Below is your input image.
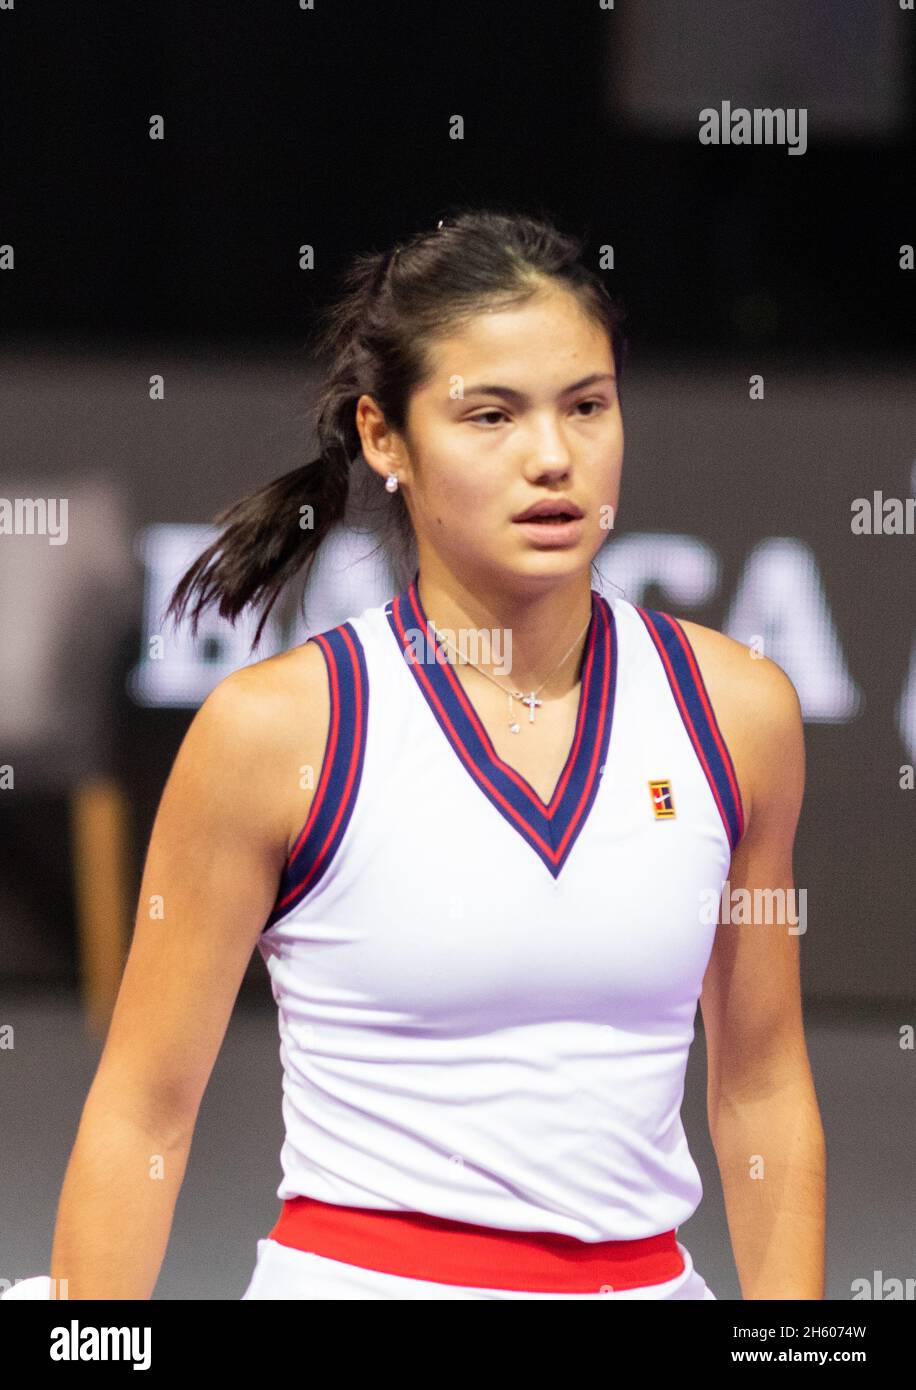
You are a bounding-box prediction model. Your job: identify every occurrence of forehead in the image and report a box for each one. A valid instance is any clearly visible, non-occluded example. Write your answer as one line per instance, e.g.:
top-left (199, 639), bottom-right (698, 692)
top-left (421, 288), bottom-right (612, 381)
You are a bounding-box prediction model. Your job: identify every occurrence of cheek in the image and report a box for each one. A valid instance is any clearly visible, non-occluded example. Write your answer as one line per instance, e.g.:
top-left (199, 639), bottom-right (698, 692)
top-left (592, 448), bottom-right (621, 489)
top-left (432, 450), bottom-right (505, 514)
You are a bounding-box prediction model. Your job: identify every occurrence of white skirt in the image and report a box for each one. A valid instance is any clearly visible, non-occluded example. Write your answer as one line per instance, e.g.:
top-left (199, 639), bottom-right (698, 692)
top-left (241, 1236), bottom-right (718, 1300)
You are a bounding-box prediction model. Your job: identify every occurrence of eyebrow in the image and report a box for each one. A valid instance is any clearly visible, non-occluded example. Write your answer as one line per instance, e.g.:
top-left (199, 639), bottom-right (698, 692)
top-left (460, 372), bottom-right (616, 403)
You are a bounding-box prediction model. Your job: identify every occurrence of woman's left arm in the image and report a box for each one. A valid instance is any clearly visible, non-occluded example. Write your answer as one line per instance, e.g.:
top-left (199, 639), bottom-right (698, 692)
top-left (699, 653), bottom-right (826, 1300)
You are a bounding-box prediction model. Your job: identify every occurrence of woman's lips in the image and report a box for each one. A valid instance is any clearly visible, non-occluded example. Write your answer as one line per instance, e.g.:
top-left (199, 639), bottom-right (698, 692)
top-left (512, 515), bottom-right (585, 545)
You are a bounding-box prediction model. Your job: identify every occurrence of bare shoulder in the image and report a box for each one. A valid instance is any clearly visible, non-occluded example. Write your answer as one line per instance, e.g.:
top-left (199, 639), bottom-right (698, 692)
top-left (674, 618), bottom-right (805, 837)
top-left (196, 638), bottom-right (331, 857)
top-left (209, 636), bottom-right (329, 724)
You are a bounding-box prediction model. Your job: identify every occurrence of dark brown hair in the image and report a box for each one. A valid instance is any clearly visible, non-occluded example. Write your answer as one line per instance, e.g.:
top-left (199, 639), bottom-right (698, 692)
top-left (165, 204), bottom-right (628, 648)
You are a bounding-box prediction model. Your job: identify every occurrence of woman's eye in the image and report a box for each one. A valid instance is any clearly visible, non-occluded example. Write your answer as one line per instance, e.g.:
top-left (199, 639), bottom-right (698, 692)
top-left (469, 400), bottom-right (604, 427)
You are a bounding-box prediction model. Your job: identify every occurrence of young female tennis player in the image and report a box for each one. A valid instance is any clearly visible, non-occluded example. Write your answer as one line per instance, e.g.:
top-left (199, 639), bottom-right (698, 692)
top-left (36, 208), bottom-right (824, 1300)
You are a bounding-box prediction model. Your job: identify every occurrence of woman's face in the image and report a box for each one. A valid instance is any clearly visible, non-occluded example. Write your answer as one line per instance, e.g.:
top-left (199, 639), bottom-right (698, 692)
top-left (360, 284), bottom-right (623, 592)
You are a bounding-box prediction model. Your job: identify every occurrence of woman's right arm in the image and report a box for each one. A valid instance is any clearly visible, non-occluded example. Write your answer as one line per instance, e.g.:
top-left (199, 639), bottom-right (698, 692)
top-left (49, 644), bottom-right (329, 1299)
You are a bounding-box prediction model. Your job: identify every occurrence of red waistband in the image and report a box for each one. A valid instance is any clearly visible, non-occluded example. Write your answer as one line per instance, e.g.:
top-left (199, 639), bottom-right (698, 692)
top-left (268, 1195), bottom-right (685, 1293)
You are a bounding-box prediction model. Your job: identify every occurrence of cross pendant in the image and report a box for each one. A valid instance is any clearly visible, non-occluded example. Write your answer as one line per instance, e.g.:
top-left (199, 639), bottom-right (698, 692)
top-left (519, 691), bottom-right (542, 723)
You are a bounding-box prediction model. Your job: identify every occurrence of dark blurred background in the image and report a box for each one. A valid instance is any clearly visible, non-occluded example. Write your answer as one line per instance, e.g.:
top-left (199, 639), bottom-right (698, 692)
top-left (0, 0), bottom-right (913, 1298)
top-left (2, 0), bottom-right (914, 355)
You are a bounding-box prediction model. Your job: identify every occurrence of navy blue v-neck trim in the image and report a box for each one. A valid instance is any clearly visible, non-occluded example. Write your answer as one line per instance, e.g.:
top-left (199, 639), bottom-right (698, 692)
top-left (385, 576), bottom-right (617, 878)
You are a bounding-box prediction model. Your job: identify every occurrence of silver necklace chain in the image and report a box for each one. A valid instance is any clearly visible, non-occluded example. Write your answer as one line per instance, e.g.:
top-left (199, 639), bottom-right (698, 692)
top-left (428, 611), bottom-right (592, 734)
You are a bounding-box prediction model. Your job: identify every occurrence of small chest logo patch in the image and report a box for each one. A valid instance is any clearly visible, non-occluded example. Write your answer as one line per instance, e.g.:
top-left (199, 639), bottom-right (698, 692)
top-left (649, 779), bottom-right (675, 819)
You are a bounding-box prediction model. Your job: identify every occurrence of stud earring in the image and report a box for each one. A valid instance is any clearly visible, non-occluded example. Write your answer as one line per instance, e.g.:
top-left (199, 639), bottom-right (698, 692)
top-left (385, 473), bottom-right (399, 493)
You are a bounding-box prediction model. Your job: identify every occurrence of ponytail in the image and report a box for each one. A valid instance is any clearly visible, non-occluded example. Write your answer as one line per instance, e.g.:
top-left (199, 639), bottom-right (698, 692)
top-left (164, 445), bottom-right (350, 650)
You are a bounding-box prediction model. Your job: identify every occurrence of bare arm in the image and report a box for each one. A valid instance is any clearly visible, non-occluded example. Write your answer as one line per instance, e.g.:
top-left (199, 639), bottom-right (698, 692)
top-left (49, 645), bottom-right (327, 1299)
top-left (699, 650), bottom-right (825, 1300)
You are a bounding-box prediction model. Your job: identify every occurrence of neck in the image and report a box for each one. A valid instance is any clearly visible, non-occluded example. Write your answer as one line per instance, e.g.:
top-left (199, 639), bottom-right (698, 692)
top-left (413, 560), bottom-right (594, 697)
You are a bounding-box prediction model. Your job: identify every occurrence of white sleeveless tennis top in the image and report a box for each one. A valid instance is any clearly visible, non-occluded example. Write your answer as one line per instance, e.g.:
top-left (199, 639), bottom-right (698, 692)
top-left (256, 572), bottom-right (745, 1243)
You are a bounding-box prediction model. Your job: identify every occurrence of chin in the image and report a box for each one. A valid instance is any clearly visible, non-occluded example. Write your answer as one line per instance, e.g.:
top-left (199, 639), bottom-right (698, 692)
top-left (497, 552), bottom-right (589, 584)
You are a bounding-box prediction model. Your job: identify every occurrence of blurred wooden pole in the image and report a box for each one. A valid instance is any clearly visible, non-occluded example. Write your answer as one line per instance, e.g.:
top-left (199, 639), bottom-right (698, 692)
top-left (70, 777), bottom-right (131, 1038)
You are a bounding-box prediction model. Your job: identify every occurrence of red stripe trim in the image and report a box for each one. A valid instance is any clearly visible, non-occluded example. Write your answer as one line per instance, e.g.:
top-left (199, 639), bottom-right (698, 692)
top-left (665, 618), bottom-right (745, 840)
top-left (641, 618), bottom-right (741, 848)
top-left (559, 598), bottom-right (613, 856)
top-left (269, 1195), bottom-right (685, 1293)
top-left (393, 592), bottom-right (611, 863)
top-left (393, 596), bottom-right (559, 862)
top-left (285, 634), bottom-right (339, 863)
top-left (406, 584), bottom-right (595, 816)
top-left (273, 629), bottom-right (365, 911)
